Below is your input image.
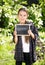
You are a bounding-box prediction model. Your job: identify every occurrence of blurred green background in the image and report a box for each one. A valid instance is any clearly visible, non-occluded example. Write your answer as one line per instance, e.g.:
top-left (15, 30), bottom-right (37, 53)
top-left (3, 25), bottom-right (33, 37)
top-left (0, 0), bottom-right (45, 65)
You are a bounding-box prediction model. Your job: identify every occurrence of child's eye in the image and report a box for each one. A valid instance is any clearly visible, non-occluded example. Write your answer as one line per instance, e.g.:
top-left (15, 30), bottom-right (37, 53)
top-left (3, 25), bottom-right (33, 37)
top-left (24, 15), bottom-right (26, 16)
top-left (20, 14), bottom-right (22, 16)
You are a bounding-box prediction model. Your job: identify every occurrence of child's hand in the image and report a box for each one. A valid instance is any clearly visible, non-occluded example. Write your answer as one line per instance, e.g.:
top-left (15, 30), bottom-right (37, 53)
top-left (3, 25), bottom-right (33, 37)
top-left (13, 31), bottom-right (18, 44)
top-left (28, 30), bottom-right (35, 39)
top-left (13, 31), bottom-right (17, 36)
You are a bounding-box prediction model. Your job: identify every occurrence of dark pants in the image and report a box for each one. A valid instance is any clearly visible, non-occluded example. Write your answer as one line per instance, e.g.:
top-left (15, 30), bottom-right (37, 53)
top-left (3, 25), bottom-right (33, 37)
top-left (16, 53), bottom-right (32, 65)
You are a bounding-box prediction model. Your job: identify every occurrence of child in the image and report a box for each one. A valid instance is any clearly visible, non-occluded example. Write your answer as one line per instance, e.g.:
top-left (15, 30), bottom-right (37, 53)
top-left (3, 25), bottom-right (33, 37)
top-left (13, 8), bottom-right (38, 65)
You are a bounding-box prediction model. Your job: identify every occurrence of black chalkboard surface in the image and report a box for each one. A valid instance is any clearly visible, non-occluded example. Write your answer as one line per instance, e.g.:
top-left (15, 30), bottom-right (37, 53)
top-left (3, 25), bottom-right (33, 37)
top-left (15, 24), bottom-right (30, 36)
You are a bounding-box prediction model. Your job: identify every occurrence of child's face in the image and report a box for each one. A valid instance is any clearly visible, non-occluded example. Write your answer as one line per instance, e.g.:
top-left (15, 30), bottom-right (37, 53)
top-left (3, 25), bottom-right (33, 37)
top-left (18, 10), bottom-right (28, 24)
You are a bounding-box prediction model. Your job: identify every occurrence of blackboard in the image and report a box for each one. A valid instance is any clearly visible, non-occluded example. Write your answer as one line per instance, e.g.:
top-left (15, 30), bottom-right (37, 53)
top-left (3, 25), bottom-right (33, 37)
top-left (15, 24), bottom-right (30, 36)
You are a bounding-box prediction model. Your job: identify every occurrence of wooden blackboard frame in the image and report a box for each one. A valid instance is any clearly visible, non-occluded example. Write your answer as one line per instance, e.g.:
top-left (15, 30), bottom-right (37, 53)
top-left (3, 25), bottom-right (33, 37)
top-left (15, 24), bottom-right (30, 36)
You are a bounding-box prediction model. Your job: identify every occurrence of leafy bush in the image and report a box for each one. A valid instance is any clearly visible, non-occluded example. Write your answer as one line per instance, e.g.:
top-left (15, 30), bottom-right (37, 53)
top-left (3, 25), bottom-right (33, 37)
top-left (0, 0), bottom-right (45, 65)
top-left (0, 28), bottom-right (15, 65)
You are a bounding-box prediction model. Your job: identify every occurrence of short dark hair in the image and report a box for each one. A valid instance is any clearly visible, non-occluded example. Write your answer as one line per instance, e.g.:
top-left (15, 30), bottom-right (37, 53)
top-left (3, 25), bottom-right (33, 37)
top-left (18, 8), bottom-right (28, 14)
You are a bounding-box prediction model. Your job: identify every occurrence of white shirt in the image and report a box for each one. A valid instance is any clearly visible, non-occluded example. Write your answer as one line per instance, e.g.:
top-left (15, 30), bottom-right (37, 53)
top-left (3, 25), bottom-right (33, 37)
top-left (22, 36), bottom-right (30, 53)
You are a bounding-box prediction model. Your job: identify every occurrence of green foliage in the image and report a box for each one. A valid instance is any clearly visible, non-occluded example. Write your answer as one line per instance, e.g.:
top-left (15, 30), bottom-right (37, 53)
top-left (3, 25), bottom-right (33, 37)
top-left (39, 0), bottom-right (45, 27)
top-left (28, 4), bottom-right (43, 28)
top-left (33, 59), bottom-right (45, 65)
top-left (0, 0), bottom-right (45, 65)
top-left (0, 28), bottom-right (15, 65)
top-left (0, 0), bottom-right (44, 29)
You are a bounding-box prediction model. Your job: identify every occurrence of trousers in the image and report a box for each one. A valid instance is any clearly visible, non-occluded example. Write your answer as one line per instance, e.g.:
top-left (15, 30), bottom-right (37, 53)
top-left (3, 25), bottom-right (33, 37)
top-left (16, 53), bottom-right (32, 65)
